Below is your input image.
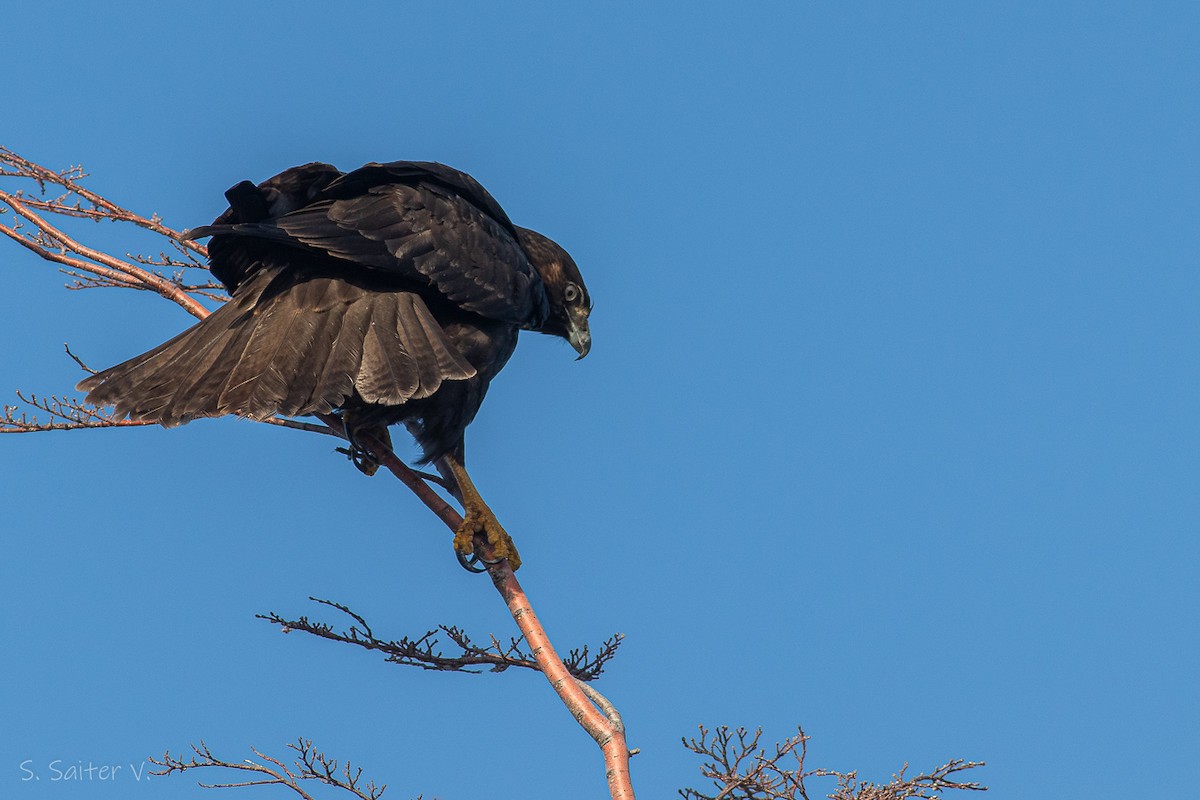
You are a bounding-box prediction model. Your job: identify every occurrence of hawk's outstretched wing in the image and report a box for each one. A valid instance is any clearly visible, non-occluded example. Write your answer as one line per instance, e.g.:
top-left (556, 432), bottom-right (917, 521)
top-left (77, 263), bottom-right (477, 426)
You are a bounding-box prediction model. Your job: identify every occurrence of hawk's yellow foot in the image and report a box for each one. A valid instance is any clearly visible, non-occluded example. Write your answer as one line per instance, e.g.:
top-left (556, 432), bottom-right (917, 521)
top-left (445, 455), bottom-right (522, 570)
top-left (452, 500), bottom-right (522, 570)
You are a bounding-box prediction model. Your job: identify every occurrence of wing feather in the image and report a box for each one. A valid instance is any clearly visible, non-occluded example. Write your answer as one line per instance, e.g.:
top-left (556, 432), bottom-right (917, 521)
top-left (397, 294), bottom-right (476, 398)
top-left (195, 163), bottom-right (550, 327)
top-left (215, 297), bottom-right (309, 419)
top-left (356, 294), bottom-right (419, 406)
top-left (298, 293), bottom-right (373, 415)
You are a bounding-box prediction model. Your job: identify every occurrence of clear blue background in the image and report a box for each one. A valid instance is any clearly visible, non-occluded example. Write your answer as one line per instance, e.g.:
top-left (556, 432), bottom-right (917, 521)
top-left (3, 3), bottom-right (1197, 798)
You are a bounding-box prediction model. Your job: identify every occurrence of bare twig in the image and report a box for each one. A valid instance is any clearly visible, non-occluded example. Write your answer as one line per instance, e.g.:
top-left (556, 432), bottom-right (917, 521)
top-left (63, 342), bottom-right (96, 374)
top-left (152, 739), bottom-right (395, 800)
top-left (261, 596), bottom-right (623, 681)
top-left (0, 390), bottom-right (338, 437)
top-left (680, 726), bottom-right (986, 800)
top-left (1, 391), bottom-right (156, 433)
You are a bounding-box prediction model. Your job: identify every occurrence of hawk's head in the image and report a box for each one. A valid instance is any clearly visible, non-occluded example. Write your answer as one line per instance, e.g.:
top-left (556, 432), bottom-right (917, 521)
top-left (517, 227), bottom-right (591, 359)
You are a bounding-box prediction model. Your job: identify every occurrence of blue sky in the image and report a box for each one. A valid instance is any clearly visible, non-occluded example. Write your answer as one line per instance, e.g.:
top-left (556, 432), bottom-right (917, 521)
top-left (2, 2), bottom-right (1197, 798)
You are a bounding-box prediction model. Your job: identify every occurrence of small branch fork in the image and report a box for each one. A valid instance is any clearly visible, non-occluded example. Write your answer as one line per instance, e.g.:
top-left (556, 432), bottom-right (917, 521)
top-left (1, 149), bottom-right (637, 799)
top-left (151, 740), bottom-right (395, 800)
top-left (0, 145), bottom-right (212, 317)
top-left (680, 725), bottom-right (985, 800)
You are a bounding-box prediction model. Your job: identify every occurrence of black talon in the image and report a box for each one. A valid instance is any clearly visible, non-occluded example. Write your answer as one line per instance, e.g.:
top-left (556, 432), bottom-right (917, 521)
top-left (338, 416), bottom-right (381, 476)
top-left (335, 443), bottom-right (378, 475)
top-left (455, 549), bottom-right (504, 574)
top-left (456, 551), bottom-right (489, 573)
top-left (350, 443), bottom-right (377, 475)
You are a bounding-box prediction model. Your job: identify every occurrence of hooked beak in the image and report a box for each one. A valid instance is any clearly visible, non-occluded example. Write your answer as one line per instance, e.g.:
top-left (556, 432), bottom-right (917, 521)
top-left (567, 316), bottom-right (591, 360)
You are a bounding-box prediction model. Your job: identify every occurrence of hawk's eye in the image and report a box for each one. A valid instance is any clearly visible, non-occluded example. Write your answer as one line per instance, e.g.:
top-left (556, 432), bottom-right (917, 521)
top-left (563, 283), bottom-right (580, 303)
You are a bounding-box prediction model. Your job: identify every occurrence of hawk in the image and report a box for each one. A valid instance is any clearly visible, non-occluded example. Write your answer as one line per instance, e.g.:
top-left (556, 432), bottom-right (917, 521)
top-left (79, 161), bottom-right (592, 568)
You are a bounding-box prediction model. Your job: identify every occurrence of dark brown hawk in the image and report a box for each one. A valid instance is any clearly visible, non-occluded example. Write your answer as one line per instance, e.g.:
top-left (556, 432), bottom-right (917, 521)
top-left (78, 161), bottom-right (592, 568)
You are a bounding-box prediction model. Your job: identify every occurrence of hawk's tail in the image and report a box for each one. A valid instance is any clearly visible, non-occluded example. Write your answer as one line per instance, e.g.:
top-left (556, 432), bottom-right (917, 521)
top-left (77, 268), bottom-right (476, 427)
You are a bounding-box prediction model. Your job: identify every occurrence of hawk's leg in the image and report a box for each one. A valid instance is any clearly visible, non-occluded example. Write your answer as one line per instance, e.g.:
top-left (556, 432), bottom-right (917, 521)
top-left (441, 454), bottom-right (522, 571)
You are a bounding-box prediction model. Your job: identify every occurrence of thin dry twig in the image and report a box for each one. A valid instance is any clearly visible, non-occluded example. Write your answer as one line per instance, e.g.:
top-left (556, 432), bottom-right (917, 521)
top-left (680, 726), bottom-right (986, 800)
top-left (64, 342), bottom-right (96, 374)
top-left (2, 391), bottom-right (156, 433)
top-left (152, 739), bottom-right (396, 800)
top-left (822, 760), bottom-right (987, 800)
top-left (261, 596), bottom-right (623, 681)
top-left (0, 389), bottom-right (337, 437)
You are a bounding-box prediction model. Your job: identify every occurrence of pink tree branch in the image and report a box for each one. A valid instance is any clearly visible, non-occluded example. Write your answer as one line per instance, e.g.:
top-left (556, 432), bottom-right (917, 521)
top-left (319, 419), bottom-right (637, 797)
top-left (0, 145), bottom-right (207, 256)
top-left (0, 190), bottom-right (209, 317)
